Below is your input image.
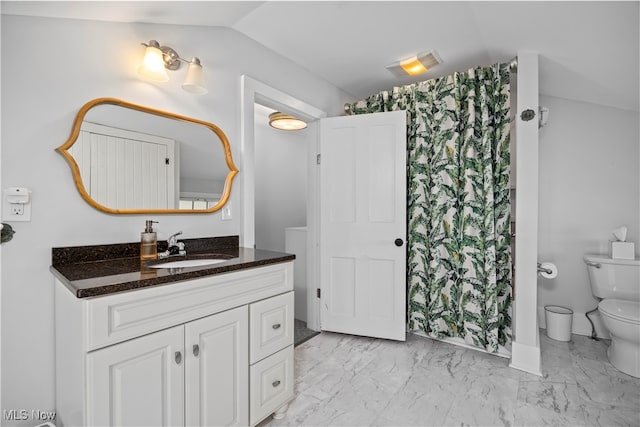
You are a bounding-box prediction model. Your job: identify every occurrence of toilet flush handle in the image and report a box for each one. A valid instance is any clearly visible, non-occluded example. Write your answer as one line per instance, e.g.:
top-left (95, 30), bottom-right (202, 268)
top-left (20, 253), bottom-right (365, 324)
top-left (585, 261), bottom-right (601, 269)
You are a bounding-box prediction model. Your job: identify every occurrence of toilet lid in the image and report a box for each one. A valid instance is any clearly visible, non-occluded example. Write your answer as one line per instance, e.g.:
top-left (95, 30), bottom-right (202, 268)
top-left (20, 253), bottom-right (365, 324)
top-left (599, 299), bottom-right (640, 323)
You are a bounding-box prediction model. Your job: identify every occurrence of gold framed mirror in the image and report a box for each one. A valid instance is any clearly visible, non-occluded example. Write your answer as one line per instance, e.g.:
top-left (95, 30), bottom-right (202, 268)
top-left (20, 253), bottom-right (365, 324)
top-left (57, 97), bottom-right (238, 214)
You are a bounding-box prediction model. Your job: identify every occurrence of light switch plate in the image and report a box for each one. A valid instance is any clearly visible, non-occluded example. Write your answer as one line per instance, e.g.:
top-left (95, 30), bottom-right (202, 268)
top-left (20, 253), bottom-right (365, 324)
top-left (221, 203), bottom-right (232, 221)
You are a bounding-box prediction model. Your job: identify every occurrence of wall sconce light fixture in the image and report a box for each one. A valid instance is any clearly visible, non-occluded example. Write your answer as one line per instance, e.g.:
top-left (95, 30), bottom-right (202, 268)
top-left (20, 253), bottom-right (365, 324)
top-left (138, 40), bottom-right (208, 94)
top-left (386, 50), bottom-right (442, 77)
top-left (268, 112), bottom-right (308, 131)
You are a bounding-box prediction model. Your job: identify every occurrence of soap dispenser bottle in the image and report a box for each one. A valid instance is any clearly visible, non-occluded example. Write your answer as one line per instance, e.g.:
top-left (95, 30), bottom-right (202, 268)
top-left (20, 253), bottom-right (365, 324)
top-left (140, 220), bottom-right (159, 261)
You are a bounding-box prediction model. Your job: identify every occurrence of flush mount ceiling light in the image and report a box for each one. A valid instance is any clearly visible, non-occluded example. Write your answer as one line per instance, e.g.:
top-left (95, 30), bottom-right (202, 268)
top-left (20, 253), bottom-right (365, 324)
top-left (386, 50), bottom-right (443, 77)
top-left (138, 40), bottom-right (207, 94)
top-left (268, 112), bottom-right (307, 131)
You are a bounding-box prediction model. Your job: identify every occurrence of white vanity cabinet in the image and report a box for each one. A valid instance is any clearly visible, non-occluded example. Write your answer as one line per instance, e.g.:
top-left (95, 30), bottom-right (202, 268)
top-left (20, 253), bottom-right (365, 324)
top-left (55, 262), bottom-right (294, 427)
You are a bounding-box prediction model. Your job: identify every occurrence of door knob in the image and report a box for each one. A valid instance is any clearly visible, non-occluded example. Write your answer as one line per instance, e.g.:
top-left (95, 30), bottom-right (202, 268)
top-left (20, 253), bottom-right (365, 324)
top-left (394, 238), bottom-right (404, 247)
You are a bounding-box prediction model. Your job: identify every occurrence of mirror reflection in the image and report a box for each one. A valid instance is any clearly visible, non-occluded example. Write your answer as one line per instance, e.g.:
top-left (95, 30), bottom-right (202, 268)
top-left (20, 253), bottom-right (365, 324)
top-left (57, 98), bottom-right (238, 214)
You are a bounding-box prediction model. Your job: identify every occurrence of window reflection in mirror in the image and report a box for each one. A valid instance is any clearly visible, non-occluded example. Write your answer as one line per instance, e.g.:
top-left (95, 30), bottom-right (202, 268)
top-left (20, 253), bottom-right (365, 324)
top-left (57, 98), bottom-right (238, 214)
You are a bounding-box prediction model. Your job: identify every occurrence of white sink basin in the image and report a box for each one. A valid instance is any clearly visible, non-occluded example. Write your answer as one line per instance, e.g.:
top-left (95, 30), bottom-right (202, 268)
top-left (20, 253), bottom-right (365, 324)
top-left (149, 259), bottom-right (228, 269)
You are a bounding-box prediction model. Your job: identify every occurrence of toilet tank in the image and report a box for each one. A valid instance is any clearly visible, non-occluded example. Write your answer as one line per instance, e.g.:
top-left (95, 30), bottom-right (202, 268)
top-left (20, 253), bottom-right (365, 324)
top-left (584, 254), bottom-right (640, 300)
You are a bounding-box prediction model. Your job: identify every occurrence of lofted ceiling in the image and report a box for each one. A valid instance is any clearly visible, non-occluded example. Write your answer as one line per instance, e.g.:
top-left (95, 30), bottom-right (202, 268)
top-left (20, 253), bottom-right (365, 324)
top-left (2, 1), bottom-right (638, 111)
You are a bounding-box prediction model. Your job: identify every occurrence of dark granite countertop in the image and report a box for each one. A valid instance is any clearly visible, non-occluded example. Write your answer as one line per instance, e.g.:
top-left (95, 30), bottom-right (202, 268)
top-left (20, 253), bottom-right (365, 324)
top-left (50, 236), bottom-right (295, 298)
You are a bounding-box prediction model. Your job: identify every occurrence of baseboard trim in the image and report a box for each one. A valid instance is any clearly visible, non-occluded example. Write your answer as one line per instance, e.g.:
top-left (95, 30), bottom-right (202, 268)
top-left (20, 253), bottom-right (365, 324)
top-left (509, 336), bottom-right (542, 376)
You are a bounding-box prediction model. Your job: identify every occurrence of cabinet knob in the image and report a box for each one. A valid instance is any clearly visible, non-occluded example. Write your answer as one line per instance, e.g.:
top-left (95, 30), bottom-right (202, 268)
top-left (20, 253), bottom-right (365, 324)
top-left (272, 380), bottom-right (281, 388)
top-left (272, 323), bottom-right (282, 330)
top-left (175, 351), bottom-right (182, 365)
top-left (193, 344), bottom-right (200, 357)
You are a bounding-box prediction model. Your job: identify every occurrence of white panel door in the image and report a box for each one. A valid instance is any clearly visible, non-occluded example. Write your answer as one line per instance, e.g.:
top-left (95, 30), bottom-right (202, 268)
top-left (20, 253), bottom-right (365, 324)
top-left (87, 325), bottom-right (184, 427)
top-left (319, 110), bottom-right (407, 341)
top-left (72, 122), bottom-right (176, 209)
top-left (185, 306), bottom-right (249, 427)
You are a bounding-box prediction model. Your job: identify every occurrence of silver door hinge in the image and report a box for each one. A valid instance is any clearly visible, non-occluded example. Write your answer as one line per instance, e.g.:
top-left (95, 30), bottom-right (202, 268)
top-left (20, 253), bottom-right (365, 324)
top-left (316, 288), bottom-right (321, 298)
top-left (316, 154), bottom-right (321, 165)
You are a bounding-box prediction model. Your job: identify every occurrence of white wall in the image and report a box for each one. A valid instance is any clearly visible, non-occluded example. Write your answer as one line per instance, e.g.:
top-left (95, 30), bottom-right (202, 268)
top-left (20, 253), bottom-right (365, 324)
top-left (181, 177), bottom-right (224, 195)
top-left (0, 15), bottom-right (350, 422)
top-left (254, 104), bottom-right (309, 253)
top-left (537, 95), bottom-right (640, 336)
top-left (510, 52), bottom-right (541, 376)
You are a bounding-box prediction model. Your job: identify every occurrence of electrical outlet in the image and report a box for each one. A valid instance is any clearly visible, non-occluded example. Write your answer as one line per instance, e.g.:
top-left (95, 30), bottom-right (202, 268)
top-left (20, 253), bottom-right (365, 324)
top-left (3, 188), bottom-right (32, 222)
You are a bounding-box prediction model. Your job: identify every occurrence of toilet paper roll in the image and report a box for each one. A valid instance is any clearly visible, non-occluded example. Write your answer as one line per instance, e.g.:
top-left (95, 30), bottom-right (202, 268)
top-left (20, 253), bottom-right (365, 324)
top-left (539, 262), bottom-right (558, 279)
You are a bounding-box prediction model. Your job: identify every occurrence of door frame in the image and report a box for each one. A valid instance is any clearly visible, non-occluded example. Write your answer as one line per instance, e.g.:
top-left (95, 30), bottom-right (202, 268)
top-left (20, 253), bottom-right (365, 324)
top-left (240, 75), bottom-right (326, 330)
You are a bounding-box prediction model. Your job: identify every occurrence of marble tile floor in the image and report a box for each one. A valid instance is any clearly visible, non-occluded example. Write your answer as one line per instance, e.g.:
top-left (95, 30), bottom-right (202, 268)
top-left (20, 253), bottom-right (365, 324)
top-left (267, 330), bottom-right (640, 426)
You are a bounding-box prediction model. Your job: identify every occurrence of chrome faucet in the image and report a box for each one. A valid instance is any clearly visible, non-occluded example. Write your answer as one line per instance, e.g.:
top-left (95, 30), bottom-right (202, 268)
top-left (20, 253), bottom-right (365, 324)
top-left (158, 231), bottom-right (186, 259)
top-left (168, 231), bottom-right (183, 248)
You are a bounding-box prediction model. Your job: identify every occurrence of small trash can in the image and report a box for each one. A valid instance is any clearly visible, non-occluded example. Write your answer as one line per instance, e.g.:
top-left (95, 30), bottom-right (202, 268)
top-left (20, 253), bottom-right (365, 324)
top-left (544, 305), bottom-right (573, 341)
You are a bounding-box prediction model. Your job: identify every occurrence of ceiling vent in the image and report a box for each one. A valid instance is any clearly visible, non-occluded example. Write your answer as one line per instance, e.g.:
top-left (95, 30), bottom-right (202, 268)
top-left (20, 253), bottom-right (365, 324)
top-left (386, 50), bottom-right (442, 77)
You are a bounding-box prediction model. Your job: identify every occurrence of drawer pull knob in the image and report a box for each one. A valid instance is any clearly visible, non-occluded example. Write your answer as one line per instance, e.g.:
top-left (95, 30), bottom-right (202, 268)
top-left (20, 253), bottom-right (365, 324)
top-left (272, 380), bottom-right (281, 388)
top-left (175, 351), bottom-right (182, 365)
top-left (193, 344), bottom-right (200, 357)
top-left (272, 323), bottom-right (282, 330)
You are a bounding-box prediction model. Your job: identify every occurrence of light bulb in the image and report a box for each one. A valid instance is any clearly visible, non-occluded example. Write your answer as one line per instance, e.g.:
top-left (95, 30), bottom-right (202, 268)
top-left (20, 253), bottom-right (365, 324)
top-left (138, 45), bottom-right (169, 82)
top-left (182, 59), bottom-right (207, 94)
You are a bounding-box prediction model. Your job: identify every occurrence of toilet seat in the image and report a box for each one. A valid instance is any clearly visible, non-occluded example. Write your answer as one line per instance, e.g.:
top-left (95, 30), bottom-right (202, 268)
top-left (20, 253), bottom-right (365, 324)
top-left (599, 299), bottom-right (640, 324)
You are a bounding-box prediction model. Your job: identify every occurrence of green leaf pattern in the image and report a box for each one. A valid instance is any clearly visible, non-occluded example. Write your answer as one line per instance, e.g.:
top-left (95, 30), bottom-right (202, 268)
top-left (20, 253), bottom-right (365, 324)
top-left (351, 63), bottom-right (512, 352)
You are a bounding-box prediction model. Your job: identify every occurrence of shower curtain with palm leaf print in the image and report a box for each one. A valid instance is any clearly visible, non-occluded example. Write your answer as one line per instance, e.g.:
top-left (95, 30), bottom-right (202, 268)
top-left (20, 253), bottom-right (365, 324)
top-left (351, 63), bottom-right (512, 353)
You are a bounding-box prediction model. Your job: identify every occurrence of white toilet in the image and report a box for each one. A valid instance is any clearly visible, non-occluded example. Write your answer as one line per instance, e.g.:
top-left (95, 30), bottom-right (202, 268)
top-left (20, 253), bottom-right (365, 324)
top-left (584, 254), bottom-right (640, 378)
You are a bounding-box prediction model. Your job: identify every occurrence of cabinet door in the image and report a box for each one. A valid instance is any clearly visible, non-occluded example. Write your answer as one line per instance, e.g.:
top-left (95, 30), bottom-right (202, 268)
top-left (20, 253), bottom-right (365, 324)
top-left (87, 325), bottom-right (184, 427)
top-left (185, 306), bottom-right (249, 427)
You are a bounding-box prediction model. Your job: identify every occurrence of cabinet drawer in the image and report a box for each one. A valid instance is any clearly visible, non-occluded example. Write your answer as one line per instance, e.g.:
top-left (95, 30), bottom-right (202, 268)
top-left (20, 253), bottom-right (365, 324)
top-left (250, 292), bottom-right (294, 363)
top-left (249, 345), bottom-right (294, 426)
